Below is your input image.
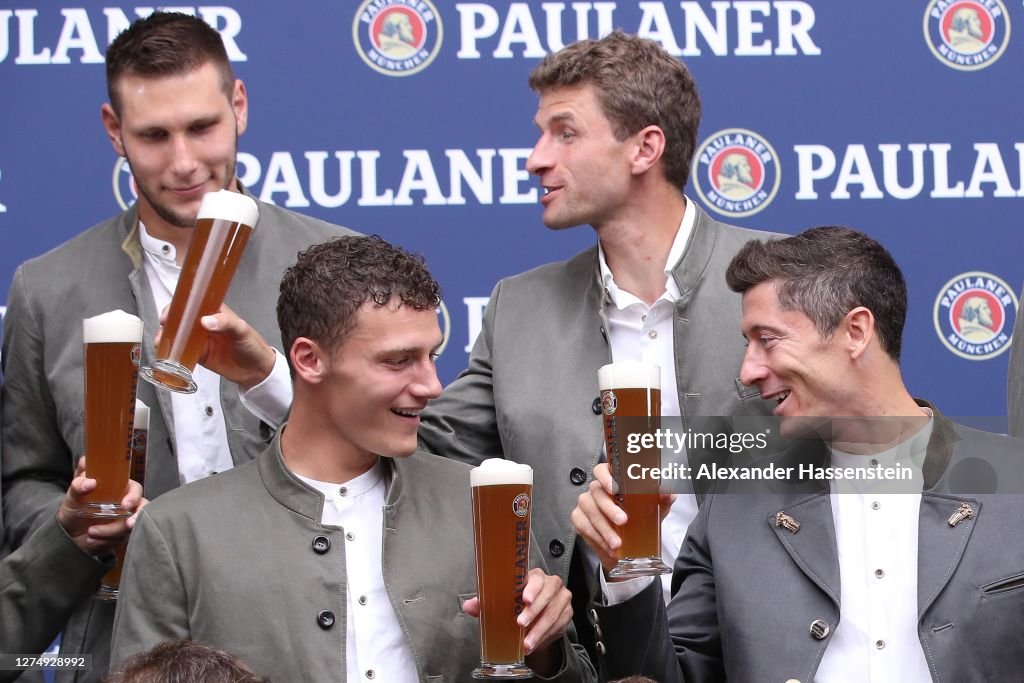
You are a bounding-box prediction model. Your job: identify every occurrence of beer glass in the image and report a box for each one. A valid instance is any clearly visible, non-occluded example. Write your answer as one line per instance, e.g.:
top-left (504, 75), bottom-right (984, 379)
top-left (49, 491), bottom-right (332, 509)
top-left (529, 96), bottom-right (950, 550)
top-left (598, 361), bottom-right (670, 577)
top-left (471, 459), bottom-right (534, 679)
top-left (80, 310), bottom-right (143, 519)
top-left (141, 190), bottom-right (259, 393)
top-left (96, 400), bottom-right (148, 601)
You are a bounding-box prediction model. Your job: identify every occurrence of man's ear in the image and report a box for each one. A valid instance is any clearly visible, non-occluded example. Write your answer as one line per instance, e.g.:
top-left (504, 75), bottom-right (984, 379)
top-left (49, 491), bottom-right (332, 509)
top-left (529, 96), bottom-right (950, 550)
top-left (844, 306), bottom-right (875, 360)
top-left (290, 337), bottom-right (327, 384)
top-left (100, 103), bottom-right (126, 157)
top-left (630, 124), bottom-right (666, 176)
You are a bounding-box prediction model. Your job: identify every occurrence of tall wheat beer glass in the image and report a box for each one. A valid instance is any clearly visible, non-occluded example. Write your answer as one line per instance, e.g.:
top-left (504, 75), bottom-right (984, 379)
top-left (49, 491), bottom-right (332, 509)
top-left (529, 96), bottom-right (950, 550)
top-left (598, 361), bottom-right (670, 577)
top-left (80, 310), bottom-right (143, 519)
top-left (141, 190), bottom-right (259, 393)
top-left (96, 400), bottom-right (148, 601)
top-left (471, 459), bottom-right (534, 679)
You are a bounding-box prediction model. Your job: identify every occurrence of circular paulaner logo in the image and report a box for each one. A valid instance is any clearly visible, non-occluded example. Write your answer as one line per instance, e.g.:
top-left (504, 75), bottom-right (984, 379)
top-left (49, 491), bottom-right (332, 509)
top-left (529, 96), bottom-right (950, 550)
top-left (130, 343), bottom-right (142, 367)
top-left (353, 0), bottom-right (443, 77)
top-left (933, 271), bottom-right (1018, 360)
top-left (692, 128), bottom-right (780, 218)
top-left (923, 0), bottom-right (1010, 71)
top-left (113, 158), bottom-right (138, 210)
top-left (512, 493), bottom-right (530, 517)
top-left (601, 390), bottom-right (618, 416)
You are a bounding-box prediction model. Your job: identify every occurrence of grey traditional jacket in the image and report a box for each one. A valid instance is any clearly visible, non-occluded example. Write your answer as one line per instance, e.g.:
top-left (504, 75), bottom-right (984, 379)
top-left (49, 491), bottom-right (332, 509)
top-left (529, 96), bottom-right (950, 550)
top-left (419, 206), bottom-right (780, 581)
top-left (593, 414), bottom-right (1024, 683)
top-left (1, 191), bottom-right (351, 681)
top-left (111, 432), bottom-right (596, 683)
top-left (0, 517), bottom-right (109, 679)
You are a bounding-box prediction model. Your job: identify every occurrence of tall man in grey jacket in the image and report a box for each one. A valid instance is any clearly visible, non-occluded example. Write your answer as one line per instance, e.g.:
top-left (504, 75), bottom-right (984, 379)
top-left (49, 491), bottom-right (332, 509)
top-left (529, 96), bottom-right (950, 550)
top-left (1, 12), bottom-right (351, 681)
top-left (573, 227), bottom-right (1024, 682)
top-left (416, 31), bottom-right (780, 648)
top-left (112, 236), bottom-right (595, 683)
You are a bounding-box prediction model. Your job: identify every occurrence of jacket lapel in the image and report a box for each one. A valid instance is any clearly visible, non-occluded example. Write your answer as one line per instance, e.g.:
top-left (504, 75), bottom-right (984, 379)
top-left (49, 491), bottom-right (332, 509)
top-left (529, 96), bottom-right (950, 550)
top-left (769, 491), bottom-right (842, 605)
top-left (917, 493), bottom-right (979, 616)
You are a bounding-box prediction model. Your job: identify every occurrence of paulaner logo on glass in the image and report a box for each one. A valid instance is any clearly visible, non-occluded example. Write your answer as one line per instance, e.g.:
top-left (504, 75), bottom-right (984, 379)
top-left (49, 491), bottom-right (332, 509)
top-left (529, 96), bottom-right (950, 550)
top-left (626, 427), bottom-right (770, 455)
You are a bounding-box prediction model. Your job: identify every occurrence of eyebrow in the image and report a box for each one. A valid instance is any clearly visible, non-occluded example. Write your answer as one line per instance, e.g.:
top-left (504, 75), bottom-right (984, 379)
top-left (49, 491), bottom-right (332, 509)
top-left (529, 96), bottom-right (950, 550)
top-left (535, 111), bottom-right (577, 129)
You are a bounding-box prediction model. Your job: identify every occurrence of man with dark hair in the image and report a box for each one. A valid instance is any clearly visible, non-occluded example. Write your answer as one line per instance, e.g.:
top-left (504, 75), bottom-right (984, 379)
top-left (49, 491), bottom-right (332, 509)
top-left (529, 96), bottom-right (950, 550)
top-left (103, 640), bottom-right (267, 683)
top-left (111, 236), bottom-right (595, 683)
top-left (1, 11), bottom-right (352, 681)
top-left (573, 227), bottom-right (1024, 681)
top-left (417, 30), bottom-right (779, 630)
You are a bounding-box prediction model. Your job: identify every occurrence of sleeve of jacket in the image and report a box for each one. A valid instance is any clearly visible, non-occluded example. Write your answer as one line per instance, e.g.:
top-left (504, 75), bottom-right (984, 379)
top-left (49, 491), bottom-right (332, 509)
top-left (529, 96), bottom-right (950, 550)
top-left (1, 267), bottom-right (71, 550)
top-left (593, 496), bottom-right (725, 683)
top-left (110, 508), bottom-right (190, 667)
top-left (0, 516), bottom-right (109, 664)
top-left (528, 533), bottom-right (597, 683)
top-left (418, 279), bottom-right (505, 466)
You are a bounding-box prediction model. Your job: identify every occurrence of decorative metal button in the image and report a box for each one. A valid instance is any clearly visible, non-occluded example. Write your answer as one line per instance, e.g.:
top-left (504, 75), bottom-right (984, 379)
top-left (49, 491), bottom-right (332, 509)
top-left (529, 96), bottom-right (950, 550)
top-left (809, 620), bottom-right (830, 640)
top-left (312, 536), bottom-right (331, 554)
top-left (316, 610), bottom-right (335, 629)
top-left (592, 397), bottom-right (602, 415)
top-left (549, 539), bottom-right (565, 557)
top-left (595, 641), bottom-right (606, 656)
top-left (570, 467), bottom-right (587, 486)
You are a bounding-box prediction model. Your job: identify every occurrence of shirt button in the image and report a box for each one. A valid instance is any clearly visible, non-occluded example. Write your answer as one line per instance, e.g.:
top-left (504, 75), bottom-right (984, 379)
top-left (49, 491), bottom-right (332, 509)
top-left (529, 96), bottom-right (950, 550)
top-left (871, 501), bottom-right (881, 510)
top-left (346, 532), bottom-right (355, 541)
top-left (875, 639), bottom-right (886, 650)
top-left (365, 670), bottom-right (375, 679)
top-left (874, 568), bottom-right (885, 579)
top-left (569, 467), bottom-right (587, 486)
top-left (870, 458), bottom-right (879, 467)
top-left (316, 610), bottom-right (335, 629)
top-left (358, 595), bottom-right (367, 606)
top-left (549, 539), bottom-right (565, 557)
top-left (204, 405), bottom-right (214, 417)
top-left (312, 536), bottom-right (331, 554)
top-left (647, 329), bottom-right (658, 339)
top-left (339, 487), bottom-right (348, 496)
top-left (161, 245), bottom-right (170, 254)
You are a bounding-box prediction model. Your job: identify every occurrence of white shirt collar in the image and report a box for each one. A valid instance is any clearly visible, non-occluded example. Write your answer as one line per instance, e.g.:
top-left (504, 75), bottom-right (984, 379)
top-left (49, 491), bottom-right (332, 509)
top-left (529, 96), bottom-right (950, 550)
top-left (294, 458), bottom-right (387, 502)
top-left (597, 196), bottom-right (696, 309)
top-left (137, 221), bottom-right (180, 266)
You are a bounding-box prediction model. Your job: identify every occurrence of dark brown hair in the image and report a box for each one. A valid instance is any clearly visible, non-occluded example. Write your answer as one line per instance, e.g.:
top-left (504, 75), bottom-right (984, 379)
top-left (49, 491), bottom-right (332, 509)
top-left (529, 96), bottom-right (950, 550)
top-left (103, 640), bottom-right (269, 683)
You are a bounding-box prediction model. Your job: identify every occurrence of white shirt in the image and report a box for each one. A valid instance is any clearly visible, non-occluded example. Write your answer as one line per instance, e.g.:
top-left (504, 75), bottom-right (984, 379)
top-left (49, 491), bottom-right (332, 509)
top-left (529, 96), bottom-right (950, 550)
top-left (297, 461), bottom-right (419, 683)
top-left (138, 223), bottom-right (292, 484)
top-left (596, 198), bottom-right (697, 602)
top-left (816, 416), bottom-right (933, 683)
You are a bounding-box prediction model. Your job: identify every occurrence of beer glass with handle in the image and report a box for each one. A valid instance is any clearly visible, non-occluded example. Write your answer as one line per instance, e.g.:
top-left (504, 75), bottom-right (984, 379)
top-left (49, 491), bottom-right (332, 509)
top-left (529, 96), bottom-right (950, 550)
top-left (471, 459), bottom-right (534, 679)
top-left (79, 310), bottom-right (143, 519)
top-left (598, 361), bottom-right (671, 577)
top-left (96, 399), bottom-right (148, 601)
top-left (141, 189), bottom-right (259, 393)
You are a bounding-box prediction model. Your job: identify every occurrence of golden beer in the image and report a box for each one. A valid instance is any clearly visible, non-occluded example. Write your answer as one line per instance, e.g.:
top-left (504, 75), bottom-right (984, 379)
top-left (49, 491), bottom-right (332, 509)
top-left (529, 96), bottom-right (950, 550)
top-left (142, 190), bottom-right (259, 393)
top-left (81, 311), bottom-right (143, 518)
top-left (599, 361), bottom-right (670, 577)
top-left (97, 400), bottom-right (148, 601)
top-left (471, 460), bottom-right (534, 680)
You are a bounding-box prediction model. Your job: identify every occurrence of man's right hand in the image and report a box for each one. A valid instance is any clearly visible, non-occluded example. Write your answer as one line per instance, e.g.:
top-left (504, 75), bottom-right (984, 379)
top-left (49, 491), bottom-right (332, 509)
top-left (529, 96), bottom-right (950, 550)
top-left (55, 474), bottom-right (147, 556)
top-left (570, 463), bottom-right (674, 574)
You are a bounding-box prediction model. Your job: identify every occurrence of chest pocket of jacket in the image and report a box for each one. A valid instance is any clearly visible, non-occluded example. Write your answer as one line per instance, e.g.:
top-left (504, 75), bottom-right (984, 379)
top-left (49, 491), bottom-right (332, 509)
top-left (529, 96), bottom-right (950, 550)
top-left (981, 571), bottom-right (1024, 598)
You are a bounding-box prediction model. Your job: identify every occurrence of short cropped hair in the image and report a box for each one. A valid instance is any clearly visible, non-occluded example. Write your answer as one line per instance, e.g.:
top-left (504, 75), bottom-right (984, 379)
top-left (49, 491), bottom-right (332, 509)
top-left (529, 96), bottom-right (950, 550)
top-left (103, 640), bottom-right (268, 683)
top-left (277, 235), bottom-right (441, 359)
top-left (725, 227), bottom-right (907, 361)
top-left (105, 12), bottom-right (234, 113)
top-left (528, 30), bottom-right (701, 191)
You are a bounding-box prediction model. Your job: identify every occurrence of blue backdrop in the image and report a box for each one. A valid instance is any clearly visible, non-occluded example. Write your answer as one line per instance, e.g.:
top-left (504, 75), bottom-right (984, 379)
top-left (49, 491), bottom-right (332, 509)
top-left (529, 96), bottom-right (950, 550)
top-left (1, 1), bottom-right (1021, 425)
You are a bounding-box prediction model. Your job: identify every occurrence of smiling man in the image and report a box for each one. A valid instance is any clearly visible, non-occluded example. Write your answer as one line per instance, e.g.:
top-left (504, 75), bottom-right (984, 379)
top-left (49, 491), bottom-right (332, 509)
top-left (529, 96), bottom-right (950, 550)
top-left (1, 12), bottom-right (352, 681)
top-left (111, 236), bottom-right (595, 683)
top-left (573, 227), bottom-right (1024, 682)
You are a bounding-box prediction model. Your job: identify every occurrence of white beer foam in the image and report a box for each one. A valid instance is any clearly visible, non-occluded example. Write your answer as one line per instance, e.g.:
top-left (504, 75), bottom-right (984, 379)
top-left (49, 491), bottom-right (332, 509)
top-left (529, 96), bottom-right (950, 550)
top-left (134, 399), bottom-right (150, 430)
top-left (598, 361), bottom-right (661, 391)
top-left (470, 458), bottom-right (533, 487)
top-left (82, 310), bottom-right (143, 343)
top-left (196, 189), bottom-right (260, 228)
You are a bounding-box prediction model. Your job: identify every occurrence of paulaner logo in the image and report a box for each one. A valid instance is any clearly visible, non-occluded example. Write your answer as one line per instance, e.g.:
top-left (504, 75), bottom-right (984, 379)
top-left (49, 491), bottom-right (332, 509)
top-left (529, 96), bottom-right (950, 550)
top-left (923, 0), bottom-right (1010, 71)
top-left (353, 0), bottom-right (443, 77)
top-left (934, 271), bottom-right (1018, 360)
top-left (692, 128), bottom-right (780, 218)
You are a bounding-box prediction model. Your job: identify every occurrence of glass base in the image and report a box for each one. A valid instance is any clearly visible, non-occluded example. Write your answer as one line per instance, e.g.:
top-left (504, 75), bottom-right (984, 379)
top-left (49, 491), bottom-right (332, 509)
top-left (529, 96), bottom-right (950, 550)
top-left (95, 585), bottom-right (119, 602)
top-left (75, 503), bottom-right (131, 520)
top-left (473, 663), bottom-right (533, 679)
top-left (608, 556), bottom-right (672, 578)
top-left (141, 360), bottom-right (198, 394)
